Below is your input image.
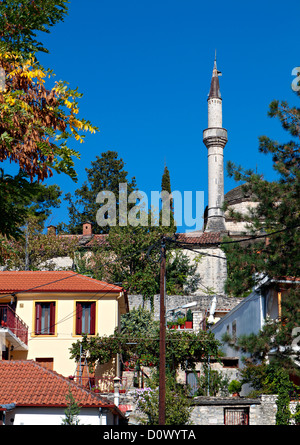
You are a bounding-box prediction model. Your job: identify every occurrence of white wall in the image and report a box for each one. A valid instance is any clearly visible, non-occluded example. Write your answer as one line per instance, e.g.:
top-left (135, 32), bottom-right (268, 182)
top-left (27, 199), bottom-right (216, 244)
top-left (211, 289), bottom-right (264, 365)
top-left (5, 407), bottom-right (113, 425)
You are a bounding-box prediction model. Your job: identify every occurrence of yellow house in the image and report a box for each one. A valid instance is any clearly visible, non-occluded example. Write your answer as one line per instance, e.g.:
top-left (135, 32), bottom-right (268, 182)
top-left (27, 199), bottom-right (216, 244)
top-left (0, 271), bottom-right (128, 385)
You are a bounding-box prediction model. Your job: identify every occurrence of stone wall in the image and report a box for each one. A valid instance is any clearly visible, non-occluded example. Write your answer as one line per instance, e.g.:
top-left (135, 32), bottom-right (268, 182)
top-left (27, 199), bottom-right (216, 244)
top-left (182, 247), bottom-right (227, 296)
top-left (190, 395), bottom-right (293, 425)
top-left (103, 392), bottom-right (299, 425)
top-left (128, 293), bottom-right (243, 323)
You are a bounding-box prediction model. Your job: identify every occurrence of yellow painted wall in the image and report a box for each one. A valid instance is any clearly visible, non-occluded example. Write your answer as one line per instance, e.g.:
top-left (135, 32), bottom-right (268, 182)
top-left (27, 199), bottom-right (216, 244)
top-left (12, 292), bottom-right (123, 377)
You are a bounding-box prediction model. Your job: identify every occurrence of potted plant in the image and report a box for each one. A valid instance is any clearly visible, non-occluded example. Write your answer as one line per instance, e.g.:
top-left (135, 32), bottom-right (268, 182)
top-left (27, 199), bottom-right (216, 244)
top-left (228, 379), bottom-right (242, 397)
top-left (177, 316), bottom-right (186, 329)
top-left (185, 309), bottom-right (193, 329)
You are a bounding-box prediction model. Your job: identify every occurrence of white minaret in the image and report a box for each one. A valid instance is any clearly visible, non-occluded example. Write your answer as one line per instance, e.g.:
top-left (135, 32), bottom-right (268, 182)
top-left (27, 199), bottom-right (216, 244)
top-left (203, 55), bottom-right (228, 232)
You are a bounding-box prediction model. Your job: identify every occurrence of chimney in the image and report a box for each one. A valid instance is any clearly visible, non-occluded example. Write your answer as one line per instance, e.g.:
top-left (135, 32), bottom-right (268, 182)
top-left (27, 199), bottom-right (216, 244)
top-left (47, 225), bottom-right (56, 236)
top-left (83, 222), bottom-right (92, 236)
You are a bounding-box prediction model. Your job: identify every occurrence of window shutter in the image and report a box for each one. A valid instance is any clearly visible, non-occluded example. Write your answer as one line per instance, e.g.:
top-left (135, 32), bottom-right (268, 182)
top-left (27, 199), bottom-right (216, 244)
top-left (35, 303), bottom-right (42, 335)
top-left (90, 302), bottom-right (96, 335)
top-left (76, 303), bottom-right (82, 335)
top-left (50, 302), bottom-right (56, 335)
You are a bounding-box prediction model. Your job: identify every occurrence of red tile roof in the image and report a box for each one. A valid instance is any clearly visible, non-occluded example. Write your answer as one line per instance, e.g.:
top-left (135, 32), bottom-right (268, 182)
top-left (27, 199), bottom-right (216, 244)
top-left (176, 232), bottom-right (221, 245)
top-left (0, 360), bottom-right (116, 409)
top-left (0, 271), bottom-right (123, 294)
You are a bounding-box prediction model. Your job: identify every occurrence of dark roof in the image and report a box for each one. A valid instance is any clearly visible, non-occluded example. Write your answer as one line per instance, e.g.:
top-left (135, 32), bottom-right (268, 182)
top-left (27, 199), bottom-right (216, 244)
top-left (224, 185), bottom-right (256, 205)
top-left (192, 396), bottom-right (261, 406)
top-left (208, 59), bottom-right (222, 99)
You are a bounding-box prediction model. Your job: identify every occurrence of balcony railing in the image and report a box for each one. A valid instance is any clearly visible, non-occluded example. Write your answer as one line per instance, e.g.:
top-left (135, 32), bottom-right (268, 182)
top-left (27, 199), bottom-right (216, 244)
top-left (0, 304), bottom-right (29, 345)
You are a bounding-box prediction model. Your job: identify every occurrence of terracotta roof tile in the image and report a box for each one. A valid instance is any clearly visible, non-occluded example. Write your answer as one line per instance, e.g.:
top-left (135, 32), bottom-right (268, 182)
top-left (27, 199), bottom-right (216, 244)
top-left (176, 232), bottom-right (221, 245)
top-left (0, 360), bottom-right (115, 408)
top-left (0, 271), bottom-right (123, 294)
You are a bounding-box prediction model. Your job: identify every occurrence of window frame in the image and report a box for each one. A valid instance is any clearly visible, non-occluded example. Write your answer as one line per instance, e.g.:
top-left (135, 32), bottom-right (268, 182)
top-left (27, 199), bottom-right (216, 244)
top-left (34, 301), bottom-right (56, 336)
top-left (75, 301), bottom-right (96, 336)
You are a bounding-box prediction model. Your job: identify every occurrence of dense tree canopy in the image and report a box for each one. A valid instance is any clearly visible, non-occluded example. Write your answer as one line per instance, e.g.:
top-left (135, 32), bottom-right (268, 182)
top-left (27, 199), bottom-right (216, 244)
top-left (223, 96), bottom-right (300, 296)
top-left (222, 91), bottom-right (300, 383)
top-left (0, 0), bottom-right (69, 55)
top-left (59, 151), bottom-right (137, 234)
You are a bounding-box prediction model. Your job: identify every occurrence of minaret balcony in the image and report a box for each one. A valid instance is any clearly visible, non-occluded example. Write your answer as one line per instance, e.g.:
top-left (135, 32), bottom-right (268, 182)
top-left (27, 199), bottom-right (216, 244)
top-left (203, 127), bottom-right (228, 148)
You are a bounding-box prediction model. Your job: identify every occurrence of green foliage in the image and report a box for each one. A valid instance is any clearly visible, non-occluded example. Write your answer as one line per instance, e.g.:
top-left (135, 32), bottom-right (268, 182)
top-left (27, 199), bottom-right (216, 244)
top-left (228, 379), bottom-right (242, 394)
top-left (2, 216), bottom-right (78, 270)
top-left (60, 151), bottom-right (137, 234)
top-left (0, 0), bottom-right (69, 55)
top-left (69, 322), bottom-right (221, 377)
top-left (159, 165), bottom-right (176, 231)
top-left (120, 307), bottom-right (159, 336)
top-left (195, 367), bottom-right (229, 397)
top-left (61, 386), bottom-right (81, 425)
top-left (276, 379), bottom-right (292, 425)
top-left (293, 402), bottom-right (300, 425)
top-left (223, 94), bottom-right (300, 297)
top-left (239, 362), bottom-right (298, 398)
top-left (186, 309), bottom-right (193, 322)
top-left (0, 168), bottom-right (61, 239)
top-left (134, 372), bottom-right (192, 425)
top-left (221, 91), bottom-right (300, 393)
top-left (166, 250), bottom-right (201, 295)
top-left (73, 224), bottom-right (199, 304)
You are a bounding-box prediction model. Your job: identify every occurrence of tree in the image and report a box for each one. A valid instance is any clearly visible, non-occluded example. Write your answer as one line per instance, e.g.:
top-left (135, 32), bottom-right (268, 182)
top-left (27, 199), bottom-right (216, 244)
top-left (61, 387), bottom-right (81, 425)
top-left (0, 51), bottom-right (97, 182)
top-left (60, 151), bottom-right (137, 234)
top-left (159, 164), bottom-right (176, 231)
top-left (2, 215), bottom-right (78, 270)
top-left (0, 168), bottom-right (61, 238)
top-left (134, 372), bottom-right (192, 425)
top-left (0, 0), bottom-right (69, 55)
top-left (69, 320), bottom-right (221, 379)
top-left (223, 97), bottom-right (300, 296)
top-left (221, 90), bottom-right (300, 392)
top-left (0, 1), bottom-right (98, 183)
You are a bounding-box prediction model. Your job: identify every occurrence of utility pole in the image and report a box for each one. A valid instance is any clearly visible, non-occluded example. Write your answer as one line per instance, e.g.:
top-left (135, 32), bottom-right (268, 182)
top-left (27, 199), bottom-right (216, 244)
top-left (159, 236), bottom-right (166, 425)
top-left (25, 222), bottom-right (29, 271)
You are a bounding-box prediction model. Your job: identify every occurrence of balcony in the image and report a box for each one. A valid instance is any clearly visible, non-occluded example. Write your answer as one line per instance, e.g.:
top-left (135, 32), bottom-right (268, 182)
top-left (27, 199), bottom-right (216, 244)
top-left (0, 304), bottom-right (29, 349)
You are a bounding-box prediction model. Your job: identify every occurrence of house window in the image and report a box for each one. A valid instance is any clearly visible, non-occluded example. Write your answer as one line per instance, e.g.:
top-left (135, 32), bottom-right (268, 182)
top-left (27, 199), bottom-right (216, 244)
top-left (224, 408), bottom-right (249, 425)
top-left (36, 358), bottom-right (54, 370)
top-left (186, 371), bottom-right (200, 396)
top-left (35, 302), bottom-right (55, 335)
top-left (76, 302), bottom-right (96, 335)
top-left (222, 358), bottom-right (239, 368)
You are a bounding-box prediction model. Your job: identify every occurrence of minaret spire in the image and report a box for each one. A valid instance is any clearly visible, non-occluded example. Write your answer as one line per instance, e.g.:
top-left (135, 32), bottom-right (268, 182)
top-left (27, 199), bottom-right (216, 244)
top-left (203, 55), bottom-right (228, 232)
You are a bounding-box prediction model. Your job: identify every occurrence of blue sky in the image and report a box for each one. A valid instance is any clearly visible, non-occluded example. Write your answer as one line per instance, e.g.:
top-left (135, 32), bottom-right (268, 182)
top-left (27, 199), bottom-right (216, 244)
top-left (4, 0), bottom-right (300, 232)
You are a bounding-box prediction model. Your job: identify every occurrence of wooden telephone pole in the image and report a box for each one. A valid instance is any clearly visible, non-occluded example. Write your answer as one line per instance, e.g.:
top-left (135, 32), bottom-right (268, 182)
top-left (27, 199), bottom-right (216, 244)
top-left (159, 236), bottom-right (166, 425)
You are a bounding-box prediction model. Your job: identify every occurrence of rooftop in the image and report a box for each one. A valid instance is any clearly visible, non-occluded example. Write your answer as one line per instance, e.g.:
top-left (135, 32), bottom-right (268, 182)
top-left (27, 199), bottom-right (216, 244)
top-left (0, 271), bottom-right (123, 294)
top-left (0, 360), bottom-right (118, 409)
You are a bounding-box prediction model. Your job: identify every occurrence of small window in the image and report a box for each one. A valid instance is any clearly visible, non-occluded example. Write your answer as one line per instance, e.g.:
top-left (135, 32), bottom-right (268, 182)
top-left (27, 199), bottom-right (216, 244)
top-left (35, 302), bottom-right (55, 335)
top-left (222, 358), bottom-right (239, 368)
top-left (76, 302), bottom-right (96, 335)
top-left (36, 358), bottom-right (54, 370)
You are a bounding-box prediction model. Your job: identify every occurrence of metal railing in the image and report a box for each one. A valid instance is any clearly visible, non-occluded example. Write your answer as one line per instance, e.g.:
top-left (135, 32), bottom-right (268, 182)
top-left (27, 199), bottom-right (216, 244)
top-left (0, 304), bottom-right (29, 345)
